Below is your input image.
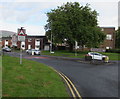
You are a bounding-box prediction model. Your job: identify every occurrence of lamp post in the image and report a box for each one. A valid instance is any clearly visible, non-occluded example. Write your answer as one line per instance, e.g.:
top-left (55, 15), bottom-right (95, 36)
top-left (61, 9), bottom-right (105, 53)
top-left (75, 41), bottom-right (77, 56)
top-left (50, 32), bottom-right (52, 53)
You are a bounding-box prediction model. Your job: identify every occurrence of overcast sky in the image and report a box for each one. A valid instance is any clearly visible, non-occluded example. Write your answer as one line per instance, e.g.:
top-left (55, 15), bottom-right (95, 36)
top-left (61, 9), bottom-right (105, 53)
top-left (0, 0), bottom-right (119, 35)
top-left (118, 1), bottom-right (120, 26)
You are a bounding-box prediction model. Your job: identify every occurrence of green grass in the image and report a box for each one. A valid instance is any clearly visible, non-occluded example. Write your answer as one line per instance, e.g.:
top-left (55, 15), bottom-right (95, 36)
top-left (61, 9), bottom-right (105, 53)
top-left (2, 55), bottom-right (69, 97)
top-left (100, 52), bottom-right (120, 61)
top-left (41, 50), bottom-right (87, 58)
top-left (41, 50), bottom-right (120, 61)
top-left (0, 56), bottom-right (2, 98)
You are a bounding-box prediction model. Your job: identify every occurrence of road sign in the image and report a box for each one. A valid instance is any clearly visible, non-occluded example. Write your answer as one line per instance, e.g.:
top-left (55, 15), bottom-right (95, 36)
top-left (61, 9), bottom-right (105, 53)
top-left (18, 28), bottom-right (26, 41)
top-left (18, 36), bottom-right (25, 41)
top-left (18, 28), bottom-right (26, 36)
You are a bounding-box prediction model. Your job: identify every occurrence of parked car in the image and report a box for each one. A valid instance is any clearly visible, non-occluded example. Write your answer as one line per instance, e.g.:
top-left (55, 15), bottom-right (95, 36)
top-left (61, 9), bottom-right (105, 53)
top-left (2, 47), bottom-right (11, 52)
top-left (26, 49), bottom-right (31, 53)
top-left (26, 49), bottom-right (41, 55)
top-left (85, 52), bottom-right (107, 61)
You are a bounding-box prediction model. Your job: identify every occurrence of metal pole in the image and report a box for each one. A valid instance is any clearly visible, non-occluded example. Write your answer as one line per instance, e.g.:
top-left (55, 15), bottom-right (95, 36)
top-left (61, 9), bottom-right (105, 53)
top-left (75, 41), bottom-right (77, 56)
top-left (93, 52), bottom-right (94, 63)
top-left (50, 32), bottom-right (52, 53)
top-left (20, 43), bottom-right (22, 64)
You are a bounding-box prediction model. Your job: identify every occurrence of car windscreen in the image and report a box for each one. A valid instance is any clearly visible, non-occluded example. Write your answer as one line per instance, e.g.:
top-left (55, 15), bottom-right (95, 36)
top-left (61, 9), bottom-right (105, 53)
top-left (90, 53), bottom-right (100, 55)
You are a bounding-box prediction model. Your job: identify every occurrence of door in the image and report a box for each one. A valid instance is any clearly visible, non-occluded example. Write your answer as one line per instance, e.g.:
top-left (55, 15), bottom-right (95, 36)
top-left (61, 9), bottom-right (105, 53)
top-left (28, 45), bottom-right (31, 49)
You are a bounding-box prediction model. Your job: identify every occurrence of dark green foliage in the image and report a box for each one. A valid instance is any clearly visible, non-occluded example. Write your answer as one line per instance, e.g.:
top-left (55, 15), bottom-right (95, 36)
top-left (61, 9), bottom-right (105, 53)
top-left (115, 27), bottom-right (120, 48)
top-left (45, 2), bottom-right (105, 50)
top-left (106, 49), bottom-right (120, 53)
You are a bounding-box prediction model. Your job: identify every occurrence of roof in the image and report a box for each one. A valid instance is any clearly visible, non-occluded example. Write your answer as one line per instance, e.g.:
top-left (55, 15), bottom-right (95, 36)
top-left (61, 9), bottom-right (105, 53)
top-left (0, 30), bottom-right (45, 38)
top-left (0, 30), bottom-right (16, 38)
top-left (27, 35), bottom-right (46, 38)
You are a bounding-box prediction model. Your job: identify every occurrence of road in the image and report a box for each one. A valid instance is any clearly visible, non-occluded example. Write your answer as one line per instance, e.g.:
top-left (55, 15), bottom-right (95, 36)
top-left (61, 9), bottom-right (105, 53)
top-left (5, 52), bottom-right (118, 98)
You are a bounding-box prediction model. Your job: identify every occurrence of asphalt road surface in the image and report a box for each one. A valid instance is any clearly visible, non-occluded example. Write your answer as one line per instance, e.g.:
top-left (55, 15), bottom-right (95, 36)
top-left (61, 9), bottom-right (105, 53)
top-left (5, 52), bottom-right (119, 98)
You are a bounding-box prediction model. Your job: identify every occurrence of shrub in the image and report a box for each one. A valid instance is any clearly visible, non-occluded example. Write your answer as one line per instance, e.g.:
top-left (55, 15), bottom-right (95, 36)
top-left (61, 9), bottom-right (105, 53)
top-left (106, 49), bottom-right (120, 53)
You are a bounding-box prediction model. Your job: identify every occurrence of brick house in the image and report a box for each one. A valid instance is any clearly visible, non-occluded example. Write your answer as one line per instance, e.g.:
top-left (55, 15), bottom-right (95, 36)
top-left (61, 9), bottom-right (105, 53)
top-left (17, 35), bottom-right (46, 50)
top-left (0, 27), bottom-right (116, 51)
top-left (0, 30), bottom-right (46, 50)
top-left (56, 27), bottom-right (116, 51)
top-left (100, 27), bottom-right (116, 49)
top-left (1, 30), bottom-right (15, 47)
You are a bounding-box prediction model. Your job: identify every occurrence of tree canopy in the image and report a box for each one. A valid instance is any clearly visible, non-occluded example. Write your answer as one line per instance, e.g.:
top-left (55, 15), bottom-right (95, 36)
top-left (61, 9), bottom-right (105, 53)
top-left (45, 2), bottom-right (105, 50)
top-left (115, 27), bottom-right (120, 48)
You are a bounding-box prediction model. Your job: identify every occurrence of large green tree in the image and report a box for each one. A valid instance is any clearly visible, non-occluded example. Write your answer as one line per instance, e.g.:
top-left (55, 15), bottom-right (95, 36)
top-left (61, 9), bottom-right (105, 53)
top-left (115, 27), bottom-right (120, 48)
top-left (45, 2), bottom-right (105, 51)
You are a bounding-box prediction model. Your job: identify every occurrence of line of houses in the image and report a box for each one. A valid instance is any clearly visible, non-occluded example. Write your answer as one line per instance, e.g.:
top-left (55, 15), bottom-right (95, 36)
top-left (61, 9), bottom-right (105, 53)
top-left (0, 27), bottom-right (116, 51)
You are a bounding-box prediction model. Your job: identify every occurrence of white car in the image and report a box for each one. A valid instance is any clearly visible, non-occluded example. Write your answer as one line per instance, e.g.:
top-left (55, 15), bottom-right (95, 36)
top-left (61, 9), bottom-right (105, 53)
top-left (26, 49), bottom-right (41, 55)
top-left (2, 47), bottom-right (11, 52)
top-left (85, 52), bottom-right (107, 60)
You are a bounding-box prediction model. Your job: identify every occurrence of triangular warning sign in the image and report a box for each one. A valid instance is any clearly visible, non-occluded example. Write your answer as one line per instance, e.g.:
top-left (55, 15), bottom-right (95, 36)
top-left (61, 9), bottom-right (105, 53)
top-left (18, 29), bottom-right (26, 36)
top-left (19, 31), bottom-right (24, 35)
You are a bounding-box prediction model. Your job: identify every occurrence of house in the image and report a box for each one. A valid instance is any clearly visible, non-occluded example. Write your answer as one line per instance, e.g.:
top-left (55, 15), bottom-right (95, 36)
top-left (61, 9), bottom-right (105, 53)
top-left (1, 30), bottom-right (16, 47)
top-left (100, 27), bottom-right (116, 49)
top-left (54, 27), bottom-right (116, 51)
top-left (0, 30), bottom-right (46, 50)
top-left (0, 27), bottom-right (116, 51)
top-left (17, 35), bottom-right (46, 50)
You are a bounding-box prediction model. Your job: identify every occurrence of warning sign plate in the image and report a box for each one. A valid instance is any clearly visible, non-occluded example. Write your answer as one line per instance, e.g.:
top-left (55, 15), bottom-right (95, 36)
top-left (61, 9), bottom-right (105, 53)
top-left (18, 36), bottom-right (25, 41)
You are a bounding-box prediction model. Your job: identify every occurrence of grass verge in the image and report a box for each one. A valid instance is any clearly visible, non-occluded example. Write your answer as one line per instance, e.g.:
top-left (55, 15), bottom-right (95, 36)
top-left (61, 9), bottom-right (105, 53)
top-left (0, 56), bottom-right (2, 98)
top-left (2, 55), bottom-right (69, 97)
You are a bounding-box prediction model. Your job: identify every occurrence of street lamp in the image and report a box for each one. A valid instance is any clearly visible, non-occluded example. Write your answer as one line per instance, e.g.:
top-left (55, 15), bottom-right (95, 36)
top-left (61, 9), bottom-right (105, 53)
top-left (50, 28), bottom-right (54, 54)
top-left (50, 32), bottom-right (52, 53)
top-left (75, 41), bottom-right (77, 56)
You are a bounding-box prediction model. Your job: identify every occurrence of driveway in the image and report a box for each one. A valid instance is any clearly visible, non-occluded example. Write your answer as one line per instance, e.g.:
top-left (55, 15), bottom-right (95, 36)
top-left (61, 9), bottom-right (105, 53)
top-left (4, 52), bottom-right (119, 98)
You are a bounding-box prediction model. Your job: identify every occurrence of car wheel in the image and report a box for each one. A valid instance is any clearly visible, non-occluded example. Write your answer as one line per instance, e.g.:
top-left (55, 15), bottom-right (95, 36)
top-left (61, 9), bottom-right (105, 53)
top-left (102, 57), bottom-right (105, 61)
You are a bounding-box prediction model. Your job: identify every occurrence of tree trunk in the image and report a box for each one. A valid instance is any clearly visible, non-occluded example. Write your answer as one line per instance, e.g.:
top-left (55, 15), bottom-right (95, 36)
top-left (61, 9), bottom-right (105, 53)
top-left (69, 43), bottom-right (74, 52)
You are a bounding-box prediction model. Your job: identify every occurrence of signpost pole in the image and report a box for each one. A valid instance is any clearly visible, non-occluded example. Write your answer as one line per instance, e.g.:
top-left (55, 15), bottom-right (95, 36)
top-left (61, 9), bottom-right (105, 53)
top-left (20, 47), bottom-right (22, 64)
top-left (18, 27), bottom-right (26, 65)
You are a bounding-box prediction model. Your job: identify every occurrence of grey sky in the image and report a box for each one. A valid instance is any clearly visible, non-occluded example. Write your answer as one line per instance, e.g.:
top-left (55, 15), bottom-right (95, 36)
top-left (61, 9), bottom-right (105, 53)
top-left (0, 0), bottom-right (119, 35)
top-left (118, 1), bottom-right (120, 26)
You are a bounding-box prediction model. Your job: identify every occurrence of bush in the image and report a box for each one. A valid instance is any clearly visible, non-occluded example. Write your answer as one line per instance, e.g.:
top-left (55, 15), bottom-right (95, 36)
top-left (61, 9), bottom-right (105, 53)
top-left (106, 49), bottom-right (120, 53)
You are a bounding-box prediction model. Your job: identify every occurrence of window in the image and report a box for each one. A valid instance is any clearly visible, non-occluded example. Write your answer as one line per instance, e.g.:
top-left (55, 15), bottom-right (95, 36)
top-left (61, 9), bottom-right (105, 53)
top-left (106, 47), bottom-right (110, 49)
top-left (106, 34), bottom-right (112, 40)
top-left (101, 28), bottom-right (104, 31)
top-left (36, 46), bottom-right (39, 48)
top-left (36, 39), bottom-right (40, 42)
top-left (28, 39), bottom-right (32, 42)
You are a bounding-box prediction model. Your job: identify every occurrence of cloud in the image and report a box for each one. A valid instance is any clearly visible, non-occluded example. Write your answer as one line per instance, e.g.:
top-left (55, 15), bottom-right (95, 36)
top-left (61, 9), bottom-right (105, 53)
top-left (118, 1), bottom-right (120, 26)
top-left (0, 21), bottom-right (45, 35)
top-left (0, 2), bottom-right (63, 24)
top-left (89, 2), bottom-right (118, 29)
top-left (0, 0), bottom-right (119, 2)
top-left (0, 0), bottom-right (118, 35)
